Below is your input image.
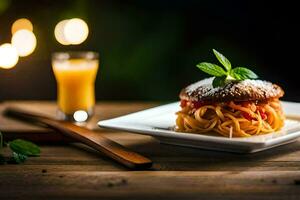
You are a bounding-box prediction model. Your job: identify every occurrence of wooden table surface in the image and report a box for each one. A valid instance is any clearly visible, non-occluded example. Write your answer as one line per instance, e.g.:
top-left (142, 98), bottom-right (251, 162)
top-left (1, 101), bottom-right (300, 200)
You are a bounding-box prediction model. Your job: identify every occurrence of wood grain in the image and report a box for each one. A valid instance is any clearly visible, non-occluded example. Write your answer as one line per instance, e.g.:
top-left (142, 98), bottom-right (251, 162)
top-left (1, 101), bottom-right (300, 200)
top-left (3, 106), bottom-right (153, 169)
top-left (0, 101), bottom-right (157, 142)
top-left (0, 171), bottom-right (300, 200)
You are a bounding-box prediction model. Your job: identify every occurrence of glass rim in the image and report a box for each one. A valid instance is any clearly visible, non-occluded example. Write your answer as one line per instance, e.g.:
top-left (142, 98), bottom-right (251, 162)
top-left (52, 51), bottom-right (99, 60)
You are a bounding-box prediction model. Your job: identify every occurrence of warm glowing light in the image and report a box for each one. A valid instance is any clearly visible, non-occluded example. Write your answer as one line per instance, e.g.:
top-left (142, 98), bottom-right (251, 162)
top-left (11, 18), bottom-right (33, 34)
top-left (0, 43), bottom-right (19, 69)
top-left (54, 18), bottom-right (89, 45)
top-left (11, 29), bottom-right (37, 57)
top-left (73, 110), bottom-right (88, 122)
top-left (54, 20), bottom-right (71, 45)
top-left (64, 18), bottom-right (89, 45)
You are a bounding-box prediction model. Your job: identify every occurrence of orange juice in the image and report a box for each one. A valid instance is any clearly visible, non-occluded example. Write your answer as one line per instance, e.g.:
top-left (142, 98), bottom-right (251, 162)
top-left (52, 58), bottom-right (98, 115)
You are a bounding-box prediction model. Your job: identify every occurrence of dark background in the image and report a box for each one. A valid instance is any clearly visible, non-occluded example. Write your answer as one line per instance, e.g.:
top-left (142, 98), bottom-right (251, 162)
top-left (0, 0), bottom-right (299, 102)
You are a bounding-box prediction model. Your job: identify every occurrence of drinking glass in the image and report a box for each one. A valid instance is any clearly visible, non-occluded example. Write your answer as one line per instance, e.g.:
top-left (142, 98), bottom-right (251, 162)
top-left (52, 51), bottom-right (99, 122)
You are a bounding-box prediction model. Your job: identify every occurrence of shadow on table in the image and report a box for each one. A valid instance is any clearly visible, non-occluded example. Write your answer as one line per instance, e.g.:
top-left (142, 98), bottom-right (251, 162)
top-left (68, 134), bottom-right (300, 171)
top-left (125, 138), bottom-right (300, 171)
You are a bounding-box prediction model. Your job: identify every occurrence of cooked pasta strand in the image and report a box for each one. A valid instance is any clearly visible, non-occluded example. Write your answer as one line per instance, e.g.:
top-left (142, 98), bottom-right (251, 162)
top-left (176, 99), bottom-right (284, 137)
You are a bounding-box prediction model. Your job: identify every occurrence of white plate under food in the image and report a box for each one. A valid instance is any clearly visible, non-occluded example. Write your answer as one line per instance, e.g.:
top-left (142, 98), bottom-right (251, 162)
top-left (98, 101), bottom-right (300, 153)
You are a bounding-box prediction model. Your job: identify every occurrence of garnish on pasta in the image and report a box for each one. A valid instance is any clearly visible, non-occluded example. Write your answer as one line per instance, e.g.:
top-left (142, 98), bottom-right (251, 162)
top-left (176, 49), bottom-right (285, 137)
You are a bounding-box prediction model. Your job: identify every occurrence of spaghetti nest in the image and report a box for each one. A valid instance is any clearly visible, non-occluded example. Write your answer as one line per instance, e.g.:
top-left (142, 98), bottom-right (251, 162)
top-left (176, 99), bottom-right (285, 137)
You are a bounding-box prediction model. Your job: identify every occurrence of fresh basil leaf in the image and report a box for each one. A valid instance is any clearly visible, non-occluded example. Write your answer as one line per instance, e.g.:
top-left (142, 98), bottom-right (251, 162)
top-left (213, 49), bottom-right (231, 71)
top-left (212, 76), bottom-right (227, 88)
top-left (196, 62), bottom-right (227, 77)
top-left (9, 139), bottom-right (40, 156)
top-left (12, 152), bottom-right (27, 164)
top-left (231, 67), bottom-right (258, 80)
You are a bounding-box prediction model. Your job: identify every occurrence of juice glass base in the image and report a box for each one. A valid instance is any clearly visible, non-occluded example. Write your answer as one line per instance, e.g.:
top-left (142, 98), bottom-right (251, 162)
top-left (56, 107), bottom-right (94, 122)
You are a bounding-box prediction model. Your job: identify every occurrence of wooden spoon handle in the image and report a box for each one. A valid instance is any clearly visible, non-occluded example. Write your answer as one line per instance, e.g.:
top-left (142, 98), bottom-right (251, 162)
top-left (4, 107), bottom-right (153, 169)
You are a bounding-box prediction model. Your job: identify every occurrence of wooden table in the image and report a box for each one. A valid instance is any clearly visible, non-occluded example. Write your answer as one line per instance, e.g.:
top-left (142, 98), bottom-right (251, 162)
top-left (1, 101), bottom-right (300, 200)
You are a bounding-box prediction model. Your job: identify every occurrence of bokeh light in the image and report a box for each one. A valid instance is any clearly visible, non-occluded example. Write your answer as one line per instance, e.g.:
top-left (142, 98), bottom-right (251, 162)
top-left (11, 18), bottom-right (33, 34)
top-left (73, 110), bottom-right (88, 122)
top-left (54, 18), bottom-right (89, 45)
top-left (64, 18), bottom-right (89, 45)
top-left (0, 43), bottom-right (19, 69)
top-left (54, 20), bottom-right (71, 45)
top-left (11, 29), bottom-right (37, 57)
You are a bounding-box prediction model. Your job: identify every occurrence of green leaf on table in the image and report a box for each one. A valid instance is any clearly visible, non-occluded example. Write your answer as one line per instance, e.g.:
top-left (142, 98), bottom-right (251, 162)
top-left (12, 152), bottom-right (27, 164)
top-left (196, 62), bottom-right (227, 77)
top-left (231, 67), bottom-right (258, 80)
top-left (213, 49), bottom-right (231, 71)
top-left (8, 139), bottom-right (40, 156)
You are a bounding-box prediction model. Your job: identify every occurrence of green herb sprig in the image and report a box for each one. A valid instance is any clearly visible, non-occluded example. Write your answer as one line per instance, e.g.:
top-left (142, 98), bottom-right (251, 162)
top-left (0, 131), bottom-right (40, 164)
top-left (196, 49), bottom-right (258, 87)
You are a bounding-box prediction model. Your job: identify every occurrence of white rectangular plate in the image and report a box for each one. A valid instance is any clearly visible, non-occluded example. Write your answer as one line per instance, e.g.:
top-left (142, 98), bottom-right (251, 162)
top-left (98, 101), bottom-right (300, 153)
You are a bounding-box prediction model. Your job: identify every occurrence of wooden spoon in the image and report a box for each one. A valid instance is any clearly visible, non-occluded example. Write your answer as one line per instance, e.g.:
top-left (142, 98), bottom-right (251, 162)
top-left (4, 107), bottom-right (153, 169)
